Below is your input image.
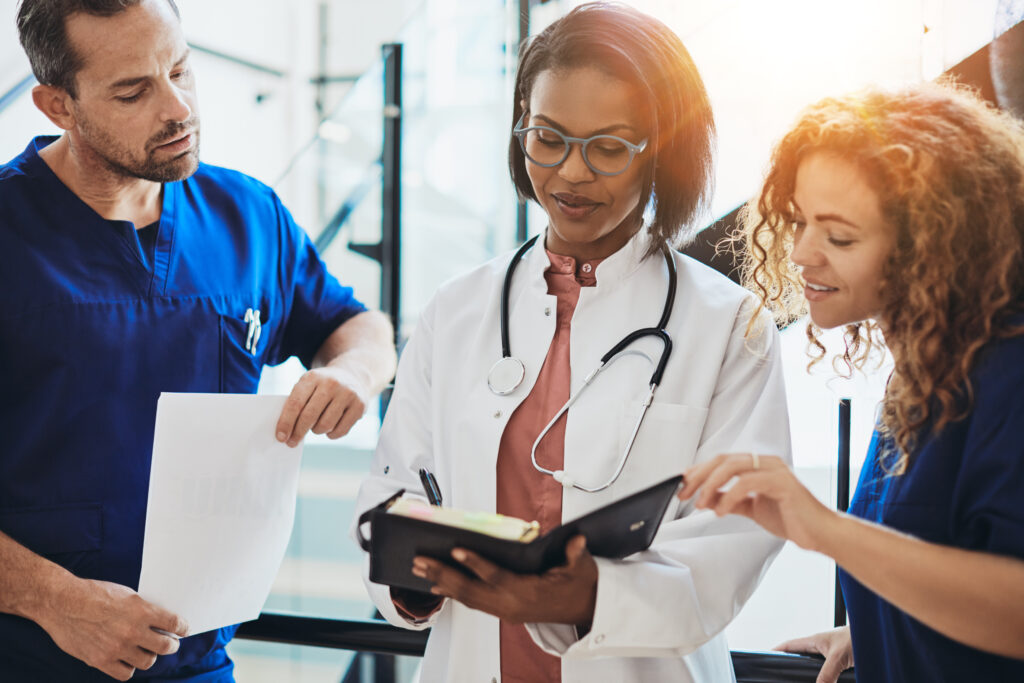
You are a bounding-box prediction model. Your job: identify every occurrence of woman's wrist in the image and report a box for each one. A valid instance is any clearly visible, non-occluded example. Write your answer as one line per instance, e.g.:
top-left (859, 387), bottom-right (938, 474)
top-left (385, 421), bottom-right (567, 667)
top-left (390, 586), bottom-right (444, 623)
top-left (807, 509), bottom-right (855, 558)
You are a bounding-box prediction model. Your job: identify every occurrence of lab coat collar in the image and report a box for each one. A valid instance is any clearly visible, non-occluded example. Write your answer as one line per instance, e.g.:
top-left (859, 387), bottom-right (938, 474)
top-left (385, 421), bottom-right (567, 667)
top-left (523, 227), bottom-right (653, 289)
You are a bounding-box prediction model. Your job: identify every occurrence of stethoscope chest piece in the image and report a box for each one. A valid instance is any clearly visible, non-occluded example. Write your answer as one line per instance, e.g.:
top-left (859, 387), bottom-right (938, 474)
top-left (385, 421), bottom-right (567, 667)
top-left (487, 356), bottom-right (526, 395)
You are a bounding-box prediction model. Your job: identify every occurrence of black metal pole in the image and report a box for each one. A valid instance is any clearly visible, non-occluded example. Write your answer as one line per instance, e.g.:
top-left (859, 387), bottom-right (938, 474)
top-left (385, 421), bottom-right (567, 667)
top-left (345, 45), bottom-right (402, 418)
top-left (382, 43), bottom-right (402, 343)
top-left (515, 0), bottom-right (530, 243)
top-left (379, 44), bottom-right (403, 418)
top-left (835, 397), bottom-right (851, 627)
top-left (316, 2), bottom-right (329, 230)
top-left (237, 614), bottom-right (427, 656)
top-left (837, 398), bottom-right (852, 513)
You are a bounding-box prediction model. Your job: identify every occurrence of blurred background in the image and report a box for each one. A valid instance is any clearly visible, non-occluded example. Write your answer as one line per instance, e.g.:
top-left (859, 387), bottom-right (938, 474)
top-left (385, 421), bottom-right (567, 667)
top-left (2, 0), bottom-right (1020, 680)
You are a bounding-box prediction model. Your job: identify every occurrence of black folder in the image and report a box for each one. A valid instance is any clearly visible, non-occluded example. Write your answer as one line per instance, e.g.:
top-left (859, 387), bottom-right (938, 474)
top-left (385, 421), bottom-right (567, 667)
top-left (356, 474), bottom-right (683, 593)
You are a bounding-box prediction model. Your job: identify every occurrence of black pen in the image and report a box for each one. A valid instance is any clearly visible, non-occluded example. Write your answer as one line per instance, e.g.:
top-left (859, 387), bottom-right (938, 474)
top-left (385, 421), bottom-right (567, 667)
top-left (418, 468), bottom-right (443, 506)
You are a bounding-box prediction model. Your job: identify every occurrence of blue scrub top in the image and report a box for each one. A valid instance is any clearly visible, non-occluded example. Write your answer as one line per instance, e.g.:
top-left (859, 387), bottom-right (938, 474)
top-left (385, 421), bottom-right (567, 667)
top-left (840, 326), bottom-right (1024, 682)
top-left (0, 137), bottom-right (367, 681)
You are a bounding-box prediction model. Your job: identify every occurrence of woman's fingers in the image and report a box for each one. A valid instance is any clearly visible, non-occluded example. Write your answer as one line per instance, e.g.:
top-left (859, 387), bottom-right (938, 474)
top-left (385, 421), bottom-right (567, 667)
top-left (776, 628), bottom-right (853, 683)
top-left (680, 453), bottom-right (787, 505)
top-left (411, 550), bottom-right (508, 596)
top-left (412, 556), bottom-right (479, 603)
top-left (775, 634), bottom-right (824, 655)
top-left (563, 535), bottom-right (588, 568)
top-left (409, 538), bottom-right (598, 625)
top-left (683, 454), bottom-right (747, 504)
top-left (816, 654), bottom-right (848, 683)
top-left (776, 635), bottom-right (839, 683)
top-left (679, 453), bottom-right (738, 499)
top-left (709, 470), bottom-right (783, 516)
top-left (450, 548), bottom-right (507, 585)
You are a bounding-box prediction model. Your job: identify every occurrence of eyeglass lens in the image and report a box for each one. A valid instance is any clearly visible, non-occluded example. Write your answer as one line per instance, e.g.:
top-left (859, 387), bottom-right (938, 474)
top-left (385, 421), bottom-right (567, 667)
top-left (522, 128), bottom-right (634, 175)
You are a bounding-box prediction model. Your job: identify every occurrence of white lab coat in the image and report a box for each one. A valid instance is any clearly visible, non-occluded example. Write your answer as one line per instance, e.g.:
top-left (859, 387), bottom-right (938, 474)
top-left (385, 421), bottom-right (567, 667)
top-left (353, 231), bottom-right (792, 683)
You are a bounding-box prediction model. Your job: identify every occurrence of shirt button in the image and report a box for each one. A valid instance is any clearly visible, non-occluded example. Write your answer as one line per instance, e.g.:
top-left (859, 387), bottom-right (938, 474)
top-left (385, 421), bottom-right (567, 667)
top-left (582, 263), bottom-right (592, 273)
top-left (594, 633), bottom-right (605, 644)
top-left (493, 410), bottom-right (502, 419)
top-left (491, 678), bottom-right (498, 683)
top-left (544, 307), bottom-right (552, 316)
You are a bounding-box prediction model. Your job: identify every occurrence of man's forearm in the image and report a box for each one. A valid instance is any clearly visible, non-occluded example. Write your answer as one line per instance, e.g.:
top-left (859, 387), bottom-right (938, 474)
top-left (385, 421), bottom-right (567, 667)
top-left (0, 530), bottom-right (69, 623)
top-left (312, 310), bottom-right (397, 397)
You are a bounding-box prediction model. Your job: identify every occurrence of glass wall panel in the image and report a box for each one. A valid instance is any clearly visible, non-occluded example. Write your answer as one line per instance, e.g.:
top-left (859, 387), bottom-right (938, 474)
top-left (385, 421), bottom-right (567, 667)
top-left (231, 1), bottom-right (519, 679)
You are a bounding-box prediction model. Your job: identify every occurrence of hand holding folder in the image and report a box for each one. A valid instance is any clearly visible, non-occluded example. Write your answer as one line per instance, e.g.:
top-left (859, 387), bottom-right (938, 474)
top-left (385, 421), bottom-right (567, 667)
top-left (356, 474), bottom-right (683, 594)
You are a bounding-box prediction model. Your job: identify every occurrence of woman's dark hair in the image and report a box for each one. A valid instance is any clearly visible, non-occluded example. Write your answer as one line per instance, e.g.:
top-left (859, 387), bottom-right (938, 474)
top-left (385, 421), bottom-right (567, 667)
top-left (508, 1), bottom-right (715, 257)
top-left (17, 0), bottom-right (180, 98)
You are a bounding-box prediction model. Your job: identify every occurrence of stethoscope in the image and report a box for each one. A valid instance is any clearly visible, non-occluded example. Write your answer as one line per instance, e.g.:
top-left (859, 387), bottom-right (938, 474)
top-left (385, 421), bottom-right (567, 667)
top-left (486, 234), bottom-right (677, 492)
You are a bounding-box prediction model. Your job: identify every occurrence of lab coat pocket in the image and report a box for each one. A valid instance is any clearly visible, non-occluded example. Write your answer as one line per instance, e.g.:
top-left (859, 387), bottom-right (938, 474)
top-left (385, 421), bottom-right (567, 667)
top-left (613, 401), bottom-right (708, 494)
top-left (0, 503), bottom-right (103, 574)
top-left (219, 313), bottom-right (265, 394)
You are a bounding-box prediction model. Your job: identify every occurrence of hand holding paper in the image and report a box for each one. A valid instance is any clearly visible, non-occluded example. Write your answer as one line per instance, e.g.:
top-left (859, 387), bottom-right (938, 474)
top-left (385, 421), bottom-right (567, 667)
top-left (138, 393), bottom-right (303, 636)
top-left (33, 577), bottom-right (186, 681)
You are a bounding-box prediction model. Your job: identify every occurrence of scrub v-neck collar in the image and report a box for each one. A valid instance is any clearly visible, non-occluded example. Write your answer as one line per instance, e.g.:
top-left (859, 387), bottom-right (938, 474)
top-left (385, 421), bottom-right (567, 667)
top-left (23, 135), bottom-right (178, 298)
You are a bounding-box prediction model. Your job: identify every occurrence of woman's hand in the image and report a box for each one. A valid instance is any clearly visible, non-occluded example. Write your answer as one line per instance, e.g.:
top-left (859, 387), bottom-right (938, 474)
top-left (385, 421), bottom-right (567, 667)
top-left (411, 535), bottom-right (597, 626)
top-left (776, 626), bottom-right (854, 683)
top-left (677, 453), bottom-right (839, 551)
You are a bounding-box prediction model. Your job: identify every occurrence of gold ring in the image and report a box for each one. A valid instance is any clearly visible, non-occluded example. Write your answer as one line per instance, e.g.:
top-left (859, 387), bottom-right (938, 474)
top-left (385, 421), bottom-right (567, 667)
top-left (751, 453), bottom-right (760, 470)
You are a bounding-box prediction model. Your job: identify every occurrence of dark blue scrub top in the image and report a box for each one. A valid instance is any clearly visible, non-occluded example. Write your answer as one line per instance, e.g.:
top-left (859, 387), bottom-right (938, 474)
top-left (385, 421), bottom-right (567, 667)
top-left (0, 137), bottom-right (367, 681)
top-left (840, 326), bottom-right (1024, 682)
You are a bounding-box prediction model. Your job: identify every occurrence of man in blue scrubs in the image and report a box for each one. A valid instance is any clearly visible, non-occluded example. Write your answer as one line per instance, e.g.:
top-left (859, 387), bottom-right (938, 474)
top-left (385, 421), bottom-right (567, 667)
top-left (0, 1), bottom-right (397, 680)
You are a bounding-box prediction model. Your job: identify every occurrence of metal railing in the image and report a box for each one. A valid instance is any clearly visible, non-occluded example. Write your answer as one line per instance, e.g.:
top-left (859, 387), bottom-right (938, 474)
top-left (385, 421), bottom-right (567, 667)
top-left (235, 614), bottom-right (427, 657)
top-left (235, 611), bottom-right (856, 682)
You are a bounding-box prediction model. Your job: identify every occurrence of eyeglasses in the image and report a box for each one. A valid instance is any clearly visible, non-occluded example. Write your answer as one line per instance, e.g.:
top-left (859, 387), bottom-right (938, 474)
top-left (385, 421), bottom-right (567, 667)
top-left (512, 111), bottom-right (648, 177)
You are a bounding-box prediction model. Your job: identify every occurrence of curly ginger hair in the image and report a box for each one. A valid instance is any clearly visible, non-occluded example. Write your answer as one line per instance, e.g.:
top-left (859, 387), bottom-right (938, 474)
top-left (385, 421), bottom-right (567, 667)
top-left (739, 81), bottom-right (1024, 472)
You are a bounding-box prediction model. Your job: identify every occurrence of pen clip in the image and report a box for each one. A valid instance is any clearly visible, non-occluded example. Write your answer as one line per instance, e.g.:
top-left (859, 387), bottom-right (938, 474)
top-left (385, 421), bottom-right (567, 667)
top-left (244, 308), bottom-right (261, 355)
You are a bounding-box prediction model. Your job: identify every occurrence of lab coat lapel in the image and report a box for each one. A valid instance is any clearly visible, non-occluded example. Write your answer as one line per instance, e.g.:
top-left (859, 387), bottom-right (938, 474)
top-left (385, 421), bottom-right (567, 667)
top-left (26, 140), bottom-right (153, 297)
top-left (562, 233), bottom-right (665, 515)
top-left (452, 239), bottom-right (555, 514)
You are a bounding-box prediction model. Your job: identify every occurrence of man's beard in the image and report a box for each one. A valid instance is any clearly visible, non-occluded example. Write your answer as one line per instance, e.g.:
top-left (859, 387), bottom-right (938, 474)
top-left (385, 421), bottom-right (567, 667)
top-left (79, 116), bottom-right (201, 183)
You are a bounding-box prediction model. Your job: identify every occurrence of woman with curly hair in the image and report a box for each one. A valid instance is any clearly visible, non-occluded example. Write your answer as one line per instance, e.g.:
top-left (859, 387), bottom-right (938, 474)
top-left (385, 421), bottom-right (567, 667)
top-left (679, 81), bottom-right (1024, 682)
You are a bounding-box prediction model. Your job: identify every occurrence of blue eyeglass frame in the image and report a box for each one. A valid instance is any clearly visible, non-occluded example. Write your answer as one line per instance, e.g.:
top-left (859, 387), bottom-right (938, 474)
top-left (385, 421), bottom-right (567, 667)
top-left (512, 111), bottom-right (649, 177)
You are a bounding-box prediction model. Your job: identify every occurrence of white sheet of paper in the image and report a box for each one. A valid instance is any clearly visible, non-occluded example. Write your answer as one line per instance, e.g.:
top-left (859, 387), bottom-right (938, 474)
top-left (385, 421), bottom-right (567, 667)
top-left (138, 393), bottom-right (302, 636)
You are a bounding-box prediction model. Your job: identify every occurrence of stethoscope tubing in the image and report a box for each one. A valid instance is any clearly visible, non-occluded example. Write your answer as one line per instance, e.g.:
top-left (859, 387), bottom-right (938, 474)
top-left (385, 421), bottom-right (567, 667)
top-left (495, 235), bottom-right (678, 492)
top-left (499, 235), bottom-right (675, 363)
top-left (499, 234), bottom-right (541, 359)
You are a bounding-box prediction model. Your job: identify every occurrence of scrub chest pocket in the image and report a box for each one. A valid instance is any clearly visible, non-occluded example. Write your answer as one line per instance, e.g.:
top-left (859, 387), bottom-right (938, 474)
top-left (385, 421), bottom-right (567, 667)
top-left (219, 309), bottom-right (267, 394)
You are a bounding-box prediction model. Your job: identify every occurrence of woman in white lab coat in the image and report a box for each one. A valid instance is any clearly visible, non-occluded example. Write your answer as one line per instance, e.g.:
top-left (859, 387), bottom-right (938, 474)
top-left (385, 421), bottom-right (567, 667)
top-left (354, 3), bottom-right (791, 681)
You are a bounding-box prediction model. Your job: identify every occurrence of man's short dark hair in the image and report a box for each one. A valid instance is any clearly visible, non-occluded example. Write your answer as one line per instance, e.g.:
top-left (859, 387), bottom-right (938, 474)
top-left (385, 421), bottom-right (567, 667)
top-left (16, 0), bottom-right (180, 98)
